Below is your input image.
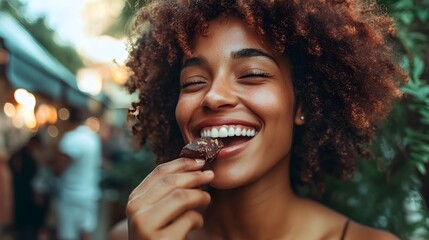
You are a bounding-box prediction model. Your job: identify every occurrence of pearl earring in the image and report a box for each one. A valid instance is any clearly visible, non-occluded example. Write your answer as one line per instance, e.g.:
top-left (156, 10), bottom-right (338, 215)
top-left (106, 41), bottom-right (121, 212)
top-left (300, 115), bottom-right (305, 121)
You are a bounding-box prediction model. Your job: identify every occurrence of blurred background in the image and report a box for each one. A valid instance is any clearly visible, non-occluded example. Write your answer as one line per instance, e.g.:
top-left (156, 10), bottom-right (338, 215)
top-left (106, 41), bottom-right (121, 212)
top-left (0, 0), bottom-right (428, 239)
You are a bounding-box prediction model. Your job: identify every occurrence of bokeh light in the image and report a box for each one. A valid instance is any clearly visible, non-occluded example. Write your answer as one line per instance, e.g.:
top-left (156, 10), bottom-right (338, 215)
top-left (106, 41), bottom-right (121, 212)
top-left (58, 107), bottom-right (70, 120)
top-left (14, 88), bottom-right (36, 109)
top-left (3, 102), bottom-right (16, 117)
top-left (47, 125), bottom-right (59, 137)
top-left (77, 68), bottom-right (103, 95)
top-left (85, 116), bottom-right (100, 132)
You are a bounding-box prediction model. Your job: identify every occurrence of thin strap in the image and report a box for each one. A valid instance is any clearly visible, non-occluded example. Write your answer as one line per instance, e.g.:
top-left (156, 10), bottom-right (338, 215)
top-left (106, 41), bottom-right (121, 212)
top-left (340, 219), bottom-right (350, 240)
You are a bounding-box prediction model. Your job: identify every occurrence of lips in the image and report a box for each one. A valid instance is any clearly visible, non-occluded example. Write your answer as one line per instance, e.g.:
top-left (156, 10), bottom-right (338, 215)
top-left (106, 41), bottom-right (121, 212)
top-left (195, 129), bottom-right (258, 158)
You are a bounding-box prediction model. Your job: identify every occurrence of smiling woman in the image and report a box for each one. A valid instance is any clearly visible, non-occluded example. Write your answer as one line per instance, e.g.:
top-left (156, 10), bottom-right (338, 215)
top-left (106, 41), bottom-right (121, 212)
top-left (175, 17), bottom-right (298, 190)
top-left (115, 0), bottom-right (408, 239)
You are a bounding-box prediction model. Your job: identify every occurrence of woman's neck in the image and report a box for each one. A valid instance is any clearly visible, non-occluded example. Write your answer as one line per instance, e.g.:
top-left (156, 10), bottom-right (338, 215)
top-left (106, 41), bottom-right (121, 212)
top-left (203, 158), bottom-right (301, 240)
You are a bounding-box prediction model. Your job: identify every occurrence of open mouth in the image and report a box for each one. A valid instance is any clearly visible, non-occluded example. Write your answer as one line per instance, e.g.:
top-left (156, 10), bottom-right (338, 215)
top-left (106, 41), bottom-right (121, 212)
top-left (199, 125), bottom-right (258, 148)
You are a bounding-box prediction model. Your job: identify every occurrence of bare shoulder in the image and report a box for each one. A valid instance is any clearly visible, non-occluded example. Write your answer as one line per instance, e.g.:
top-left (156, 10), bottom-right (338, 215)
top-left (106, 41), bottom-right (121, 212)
top-left (108, 219), bottom-right (128, 240)
top-left (299, 199), bottom-right (398, 240)
top-left (345, 221), bottom-right (399, 240)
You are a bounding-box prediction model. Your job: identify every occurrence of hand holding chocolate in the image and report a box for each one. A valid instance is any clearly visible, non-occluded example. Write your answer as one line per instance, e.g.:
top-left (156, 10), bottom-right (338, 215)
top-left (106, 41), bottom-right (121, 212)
top-left (180, 137), bottom-right (224, 162)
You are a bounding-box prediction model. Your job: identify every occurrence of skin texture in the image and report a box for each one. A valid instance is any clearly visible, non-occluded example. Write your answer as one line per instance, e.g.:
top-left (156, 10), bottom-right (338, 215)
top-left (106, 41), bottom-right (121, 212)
top-left (122, 17), bottom-right (400, 240)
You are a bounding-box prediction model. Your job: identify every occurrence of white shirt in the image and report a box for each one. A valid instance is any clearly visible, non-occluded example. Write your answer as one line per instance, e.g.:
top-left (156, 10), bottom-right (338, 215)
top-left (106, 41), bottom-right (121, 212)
top-left (58, 125), bottom-right (102, 201)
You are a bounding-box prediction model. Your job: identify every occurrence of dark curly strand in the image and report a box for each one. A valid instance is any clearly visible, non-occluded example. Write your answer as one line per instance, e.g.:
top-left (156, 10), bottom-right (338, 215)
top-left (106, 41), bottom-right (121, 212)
top-left (125, 0), bottom-right (407, 191)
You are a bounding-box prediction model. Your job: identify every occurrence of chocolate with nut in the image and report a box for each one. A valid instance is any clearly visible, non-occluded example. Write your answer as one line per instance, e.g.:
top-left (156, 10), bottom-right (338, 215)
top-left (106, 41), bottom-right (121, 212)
top-left (180, 137), bottom-right (224, 162)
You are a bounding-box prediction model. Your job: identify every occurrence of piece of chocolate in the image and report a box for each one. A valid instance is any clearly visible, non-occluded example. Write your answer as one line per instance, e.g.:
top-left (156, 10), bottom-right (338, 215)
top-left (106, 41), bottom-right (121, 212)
top-left (180, 137), bottom-right (224, 162)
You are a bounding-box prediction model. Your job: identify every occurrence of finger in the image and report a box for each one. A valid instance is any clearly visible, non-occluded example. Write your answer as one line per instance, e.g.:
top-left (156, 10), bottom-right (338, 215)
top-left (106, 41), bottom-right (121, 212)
top-left (157, 210), bottom-right (203, 240)
top-left (126, 170), bottom-right (213, 216)
top-left (130, 158), bottom-right (206, 198)
top-left (140, 188), bottom-right (211, 231)
top-left (132, 170), bottom-right (214, 205)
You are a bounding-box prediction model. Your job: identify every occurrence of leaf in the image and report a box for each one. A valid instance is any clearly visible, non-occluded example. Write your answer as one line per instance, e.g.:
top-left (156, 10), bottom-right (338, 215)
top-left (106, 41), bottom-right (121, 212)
top-left (400, 11), bottom-right (415, 24)
top-left (401, 86), bottom-right (428, 101)
top-left (393, 0), bottom-right (414, 10)
top-left (409, 150), bottom-right (429, 163)
top-left (415, 8), bottom-right (429, 22)
top-left (408, 32), bottom-right (428, 43)
top-left (419, 109), bottom-right (429, 118)
top-left (405, 129), bottom-right (429, 141)
top-left (399, 31), bottom-right (415, 49)
top-left (421, 117), bottom-right (429, 125)
top-left (412, 56), bottom-right (425, 81)
top-left (412, 143), bottom-right (429, 154)
top-left (418, 86), bottom-right (429, 97)
top-left (416, 162), bottom-right (427, 175)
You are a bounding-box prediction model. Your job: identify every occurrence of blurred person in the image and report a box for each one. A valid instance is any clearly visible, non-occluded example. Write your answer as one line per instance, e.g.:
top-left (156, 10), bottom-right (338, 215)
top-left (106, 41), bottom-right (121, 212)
top-left (0, 151), bottom-right (13, 235)
top-left (52, 108), bottom-right (102, 240)
top-left (33, 153), bottom-right (57, 240)
top-left (8, 134), bottom-right (50, 240)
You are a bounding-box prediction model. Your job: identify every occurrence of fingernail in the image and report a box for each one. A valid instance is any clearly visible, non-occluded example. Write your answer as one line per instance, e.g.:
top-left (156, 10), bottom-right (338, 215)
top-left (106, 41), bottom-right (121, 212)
top-left (203, 170), bottom-right (214, 176)
top-left (195, 159), bottom-right (205, 164)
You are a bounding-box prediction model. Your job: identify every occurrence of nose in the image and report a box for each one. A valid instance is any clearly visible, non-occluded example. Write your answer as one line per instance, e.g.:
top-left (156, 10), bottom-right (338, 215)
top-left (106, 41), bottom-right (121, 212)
top-left (200, 76), bottom-right (238, 111)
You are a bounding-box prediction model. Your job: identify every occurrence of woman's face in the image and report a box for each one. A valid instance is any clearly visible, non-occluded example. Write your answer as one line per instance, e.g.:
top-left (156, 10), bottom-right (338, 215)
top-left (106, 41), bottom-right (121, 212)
top-left (176, 16), bottom-right (303, 189)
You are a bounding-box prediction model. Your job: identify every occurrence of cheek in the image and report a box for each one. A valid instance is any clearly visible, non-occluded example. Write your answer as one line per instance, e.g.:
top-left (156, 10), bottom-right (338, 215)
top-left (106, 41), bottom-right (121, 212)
top-left (175, 95), bottom-right (199, 133)
top-left (175, 98), bottom-right (187, 130)
top-left (245, 86), bottom-right (294, 119)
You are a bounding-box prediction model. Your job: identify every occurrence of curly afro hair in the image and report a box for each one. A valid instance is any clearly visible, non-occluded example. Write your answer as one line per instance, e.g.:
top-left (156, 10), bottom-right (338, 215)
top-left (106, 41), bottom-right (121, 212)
top-left (126, 0), bottom-right (407, 191)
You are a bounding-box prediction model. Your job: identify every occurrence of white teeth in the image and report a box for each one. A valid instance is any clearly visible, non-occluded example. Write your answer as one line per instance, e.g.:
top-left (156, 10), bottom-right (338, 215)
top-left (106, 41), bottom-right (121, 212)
top-left (250, 129), bottom-right (256, 136)
top-left (200, 126), bottom-right (258, 138)
top-left (211, 128), bottom-right (219, 138)
top-left (219, 127), bottom-right (228, 138)
top-left (235, 127), bottom-right (241, 136)
top-left (228, 127), bottom-right (235, 137)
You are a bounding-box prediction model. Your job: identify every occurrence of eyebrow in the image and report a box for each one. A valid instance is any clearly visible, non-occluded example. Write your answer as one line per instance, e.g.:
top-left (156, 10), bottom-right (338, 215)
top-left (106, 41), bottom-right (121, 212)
top-left (182, 57), bottom-right (208, 69)
top-left (231, 48), bottom-right (277, 64)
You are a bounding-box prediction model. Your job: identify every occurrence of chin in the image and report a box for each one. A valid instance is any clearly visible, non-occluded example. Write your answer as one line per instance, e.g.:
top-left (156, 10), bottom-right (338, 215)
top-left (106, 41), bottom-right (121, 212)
top-left (207, 165), bottom-right (258, 190)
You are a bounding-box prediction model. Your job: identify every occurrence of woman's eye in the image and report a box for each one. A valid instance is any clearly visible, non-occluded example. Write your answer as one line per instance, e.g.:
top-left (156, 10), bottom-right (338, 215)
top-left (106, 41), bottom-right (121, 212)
top-left (180, 80), bottom-right (205, 89)
top-left (239, 71), bottom-right (273, 79)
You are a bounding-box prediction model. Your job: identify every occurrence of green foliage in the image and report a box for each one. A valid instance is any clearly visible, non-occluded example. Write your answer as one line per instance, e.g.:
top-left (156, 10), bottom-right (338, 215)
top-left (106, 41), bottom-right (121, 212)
top-left (0, 0), bottom-right (84, 73)
top-left (103, 0), bottom-right (146, 37)
top-left (322, 0), bottom-right (429, 238)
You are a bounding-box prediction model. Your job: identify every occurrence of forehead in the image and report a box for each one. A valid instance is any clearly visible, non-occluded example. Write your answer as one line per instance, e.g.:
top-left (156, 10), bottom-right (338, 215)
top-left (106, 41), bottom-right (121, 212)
top-left (189, 16), bottom-right (275, 57)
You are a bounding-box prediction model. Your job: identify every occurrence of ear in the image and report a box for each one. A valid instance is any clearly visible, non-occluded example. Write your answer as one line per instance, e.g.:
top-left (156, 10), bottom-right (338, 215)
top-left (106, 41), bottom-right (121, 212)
top-left (294, 105), bottom-right (305, 126)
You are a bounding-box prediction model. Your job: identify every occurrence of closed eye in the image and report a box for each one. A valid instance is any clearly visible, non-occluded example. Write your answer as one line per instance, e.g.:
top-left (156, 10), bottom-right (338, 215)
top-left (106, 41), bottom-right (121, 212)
top-left (180, 80), bottom-right (205, 89)
top-left (239, 71), bottom-right (273, 79)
